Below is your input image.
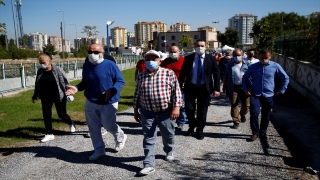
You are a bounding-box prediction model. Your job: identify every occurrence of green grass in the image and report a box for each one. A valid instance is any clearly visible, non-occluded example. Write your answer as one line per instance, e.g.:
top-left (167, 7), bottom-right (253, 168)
top-left (0, 68), bottom-right (136, 148)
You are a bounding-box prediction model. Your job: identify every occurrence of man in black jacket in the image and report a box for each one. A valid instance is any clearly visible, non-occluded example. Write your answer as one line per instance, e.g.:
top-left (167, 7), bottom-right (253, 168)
top-left (178, 39), bottom-right (220, 140)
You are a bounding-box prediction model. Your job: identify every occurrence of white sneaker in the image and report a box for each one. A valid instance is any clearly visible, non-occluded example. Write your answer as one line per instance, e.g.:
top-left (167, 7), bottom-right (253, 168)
top-left (41, 134), bottom-right (55, 142)
top-left (165, 152), bottom-right (174, 161)
top-left (139, 167), bottom-right (155, 176)
top-left (69, 122), bottom-right (76, 132)
top-left (88, 152), bottom-right (106, 160)
top-left (115, 134), bottom-right (127, 152)
top-left (101, 128), bottom-right (108, 136)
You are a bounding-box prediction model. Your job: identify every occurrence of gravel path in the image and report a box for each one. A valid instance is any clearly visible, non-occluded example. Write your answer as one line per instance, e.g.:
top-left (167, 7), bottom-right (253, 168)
top-left (0, 91), bottom-right (319, 179)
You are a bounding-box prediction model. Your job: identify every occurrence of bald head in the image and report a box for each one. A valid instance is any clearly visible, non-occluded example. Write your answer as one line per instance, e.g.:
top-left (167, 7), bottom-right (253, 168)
top-left (89, 44), bottom-right (104, 54)
top-left (233, 49), bottom-right (242, 57)
top-left (169, 46), bottom-right (181, 60)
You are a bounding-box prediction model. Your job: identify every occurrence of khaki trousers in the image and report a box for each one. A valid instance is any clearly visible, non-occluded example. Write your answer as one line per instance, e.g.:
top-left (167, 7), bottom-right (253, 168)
top-left (229, 85), bottom-right (250, 124)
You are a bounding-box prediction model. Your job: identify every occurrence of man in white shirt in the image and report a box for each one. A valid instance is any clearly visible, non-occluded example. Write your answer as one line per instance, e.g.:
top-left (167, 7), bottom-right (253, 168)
top-left (245, 49), bottom-right (259, 65)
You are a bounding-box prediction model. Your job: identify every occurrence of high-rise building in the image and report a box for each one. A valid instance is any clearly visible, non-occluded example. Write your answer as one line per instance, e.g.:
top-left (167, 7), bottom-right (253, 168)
top-left (110, 26), bottom-right (127, 47)
top-left (134, 21), bottom-right (167, 46)
top-left (127, 32), bottom-right (135, 47)
top-left (28, 32), bottom-right (48, 51)
top-left (48, 36), bottom-right (70, 53)
top-left (228, 14), bottom-right (257, 45)
top-left (169, 22), bottom-right (190, 32)
top-left (197, 26), bottom-right (216, 32)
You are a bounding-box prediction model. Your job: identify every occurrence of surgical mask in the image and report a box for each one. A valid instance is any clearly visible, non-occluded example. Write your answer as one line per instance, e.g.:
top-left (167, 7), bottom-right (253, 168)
top-left (88, 54), bottom-right (104, 65)
top-left (248, 53), bottom-right (254, 58)
top-left (40, 63), bottom-right (49, 69)
top-left (196, 47), bottom-right (205, 55)
top-left (145, 61), bottom-right (159, 71)
top-left (234, 56), bottom-right (242, 63)
top-left (260, 59), bottom-right (270, 65)
top-left (226, 56), bottom-right (232, 60)
top-left (169, 53), bottom-right (179, 60)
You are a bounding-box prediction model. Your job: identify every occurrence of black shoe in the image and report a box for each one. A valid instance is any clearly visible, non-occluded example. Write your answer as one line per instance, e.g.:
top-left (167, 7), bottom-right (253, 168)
top-left (196, 128), bottom-right (204, 140)
top-left (186, 128), bottom-right (194, 136)
top-left (240, 116), bottom-right (246, 123)
top-left (259, 133), bottom-right (268, 140)
top-left (231, 123), bottom-right (239, 129)
top-left (250, 134), bottom-right (259, 141)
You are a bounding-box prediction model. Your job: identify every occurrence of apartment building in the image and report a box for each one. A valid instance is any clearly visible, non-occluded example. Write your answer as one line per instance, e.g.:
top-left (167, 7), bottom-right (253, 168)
top-left (48, 36), bottom-right (70, 52)
top-left (228, 14), bottom-right (257, 45)
top-left (197, 26), bottom-right (217, 32)
top-left (110, 26), bottom-right (127, 47)
top-left (169, 22), bottom-right (190, 32)
top-left (134, 21), bottom-right (167, 46)
top-left (28, 32), bottom-right (48, 51)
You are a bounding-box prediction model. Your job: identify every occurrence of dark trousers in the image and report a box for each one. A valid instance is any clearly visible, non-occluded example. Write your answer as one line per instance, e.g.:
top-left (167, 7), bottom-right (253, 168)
top-left (184, 83), bottom-right (210, 131)
top-left (250, 96), bottom-right (273, 135)
top-left (41, 97), bottom-right (72, 134)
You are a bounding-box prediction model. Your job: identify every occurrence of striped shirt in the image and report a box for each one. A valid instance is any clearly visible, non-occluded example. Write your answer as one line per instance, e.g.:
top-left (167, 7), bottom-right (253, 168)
top-left (133, 67), bottom-right (182, 112)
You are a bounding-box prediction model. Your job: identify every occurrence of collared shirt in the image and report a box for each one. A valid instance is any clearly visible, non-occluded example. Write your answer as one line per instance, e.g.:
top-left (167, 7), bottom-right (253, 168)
top-left (225, 60), bottom-right (249, 96)
top-left (242, 61), bottom-right (289, 98)
top-left (191, 53), bottom-right (205, 85)
top-left (233, 63), bottom-right (244, 85)
top-left (133, 67), bottom-right (182, 112)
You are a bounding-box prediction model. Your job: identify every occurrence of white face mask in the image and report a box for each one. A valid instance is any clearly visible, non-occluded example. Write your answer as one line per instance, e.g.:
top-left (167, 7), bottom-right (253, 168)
top-left (40, 63), bottom-right (49, 69)
top-left (196, 47), bottom-right (205, 55)
top-left (260, 59), bottom-right (270, 65)
top-left (88, 54), bottom-right (104, 65)
top-left (169, 53), bottom-right (179, 60)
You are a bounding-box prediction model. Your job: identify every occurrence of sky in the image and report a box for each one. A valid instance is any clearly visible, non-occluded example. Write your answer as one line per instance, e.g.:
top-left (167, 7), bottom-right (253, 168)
top-left (1, 0), bottom-right (319, 45)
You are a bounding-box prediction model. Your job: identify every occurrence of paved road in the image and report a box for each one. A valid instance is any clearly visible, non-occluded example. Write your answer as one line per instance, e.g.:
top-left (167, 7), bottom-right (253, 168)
top-left (0, 88), bottom-right (319, 179)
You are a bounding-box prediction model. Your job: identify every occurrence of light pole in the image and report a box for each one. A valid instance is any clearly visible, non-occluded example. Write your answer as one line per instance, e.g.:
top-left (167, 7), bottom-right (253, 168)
top-left (106, 21), bottom-right (114, 55)
top-left (212, 21), bottom-right (220, 49)
top-left (70, 23), bottom-right (78, 51)
top-left (56, 10), bottom-right (66, 55)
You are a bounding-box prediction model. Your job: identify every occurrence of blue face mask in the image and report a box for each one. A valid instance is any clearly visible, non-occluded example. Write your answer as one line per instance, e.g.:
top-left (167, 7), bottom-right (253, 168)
top-left (234, 56), bottom-right (242, 63)
top-left (145, 61), bottom-right (159, 71)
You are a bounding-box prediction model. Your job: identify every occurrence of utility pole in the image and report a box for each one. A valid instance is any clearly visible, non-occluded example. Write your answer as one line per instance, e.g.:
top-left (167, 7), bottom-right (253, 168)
top-left (60, 22), bottom-right (65, 59)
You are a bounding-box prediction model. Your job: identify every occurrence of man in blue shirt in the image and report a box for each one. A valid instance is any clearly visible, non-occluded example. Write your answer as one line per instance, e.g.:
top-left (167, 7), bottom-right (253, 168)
top-left (242, 49), bottom-right (289, 141)
top-left (66, 44), bottom-right (127, 160)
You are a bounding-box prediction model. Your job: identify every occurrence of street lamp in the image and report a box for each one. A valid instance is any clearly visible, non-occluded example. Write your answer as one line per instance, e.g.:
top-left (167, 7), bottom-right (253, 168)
top-left (106, 21), bottom-right (114, 55)
top-left (212, 21), bottom-right (220, 49)
top-left (70, 23), bottom-right (78, 51)
top-left (56, 10), bottom-right (65, 56)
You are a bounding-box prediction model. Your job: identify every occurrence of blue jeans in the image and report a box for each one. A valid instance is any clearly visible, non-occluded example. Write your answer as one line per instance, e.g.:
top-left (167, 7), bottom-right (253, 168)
top-left (140, 108), bottom-right (175, 168)
top-left (250, 96), bottom-right (273, 135)
top-left (176, 92), bottom-right (187, 125)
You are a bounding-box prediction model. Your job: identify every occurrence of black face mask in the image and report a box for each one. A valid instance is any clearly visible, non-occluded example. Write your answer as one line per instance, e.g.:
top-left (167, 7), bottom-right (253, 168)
top-left (248, 53), bottom-right (254, 58)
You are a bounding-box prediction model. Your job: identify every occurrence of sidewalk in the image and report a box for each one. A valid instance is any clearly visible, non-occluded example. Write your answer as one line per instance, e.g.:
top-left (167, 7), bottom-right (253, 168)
top-left (0, 88), bottom-right (319, 179)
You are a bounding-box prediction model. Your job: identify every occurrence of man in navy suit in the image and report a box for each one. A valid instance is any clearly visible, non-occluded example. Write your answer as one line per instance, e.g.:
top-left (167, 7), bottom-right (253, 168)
top-left (179, 39), bottom-right (220, 140)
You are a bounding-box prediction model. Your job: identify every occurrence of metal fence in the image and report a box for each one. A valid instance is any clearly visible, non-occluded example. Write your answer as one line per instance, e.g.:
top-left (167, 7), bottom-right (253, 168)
top-left (0, 55), bottom-right (141, 94)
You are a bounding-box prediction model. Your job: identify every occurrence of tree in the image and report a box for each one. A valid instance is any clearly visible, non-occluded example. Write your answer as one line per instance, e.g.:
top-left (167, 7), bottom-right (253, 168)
top-left (218, 27), bottom-right (239, 47)
top-left (250, 12), bottom-right (309, 53)
top-left (81, 25), bottom-right (99, 38)
top-left (178, 34), bottom-right (193, 51)
top-left (42, 44), bottom-right (57, 59)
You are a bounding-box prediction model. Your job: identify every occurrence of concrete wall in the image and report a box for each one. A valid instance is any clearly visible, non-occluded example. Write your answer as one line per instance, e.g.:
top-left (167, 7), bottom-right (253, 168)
top-left (273, 54), bottom-right (320, 110)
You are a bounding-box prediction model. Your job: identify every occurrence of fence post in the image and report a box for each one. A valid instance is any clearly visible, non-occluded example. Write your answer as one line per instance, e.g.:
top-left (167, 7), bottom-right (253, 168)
top-left (121, 57), bottom-right (123, 70)
top-left (2, 63), bottom-right (5, 80)
top-left (67, 60), bottom-right (70, 72)
top-left (20, 66), bottom-right (26, 88)
top-left (74, 60), bottom-right (77, 79)
top-left (34, 62), bottom-right (37, 76)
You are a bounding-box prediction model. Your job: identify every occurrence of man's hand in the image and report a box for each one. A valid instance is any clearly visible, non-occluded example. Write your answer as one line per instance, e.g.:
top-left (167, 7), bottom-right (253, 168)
top-left (134, 108), bottom-right (141, 123)
top-left (66, 86), bottom-right (78, 95)
top-left (170, 107), bottom-right (180, 120)
top-left (102, 90), bottom-right (112, 101)
top-left (274, 91), bottom-right (281, 96)
top-left (245, 90), bottom-right (251, 96)
top-left (212, 91), bottom-right (220, 97)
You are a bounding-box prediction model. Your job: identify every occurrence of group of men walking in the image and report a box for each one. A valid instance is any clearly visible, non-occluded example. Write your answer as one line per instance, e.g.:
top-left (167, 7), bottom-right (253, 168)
top-left (57, 40), bottom-right (289, 176)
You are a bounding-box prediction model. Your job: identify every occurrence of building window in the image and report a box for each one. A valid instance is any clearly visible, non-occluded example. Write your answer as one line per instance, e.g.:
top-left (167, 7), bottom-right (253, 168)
top-left (171, 43), bottom-right (176, 46)
top-left (161, 36), bottom-right (165, 40)
top-left (161, 43), bottom-right (165, 47)
top-left (194, 35), bottom-right (199, 39)
top-left (171, 36), bottom-right (175, 40)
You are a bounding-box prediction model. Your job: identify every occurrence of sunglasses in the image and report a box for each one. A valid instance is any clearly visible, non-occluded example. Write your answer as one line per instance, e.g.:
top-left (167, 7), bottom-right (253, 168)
top-left (88, 50), bottom-right (101, 54)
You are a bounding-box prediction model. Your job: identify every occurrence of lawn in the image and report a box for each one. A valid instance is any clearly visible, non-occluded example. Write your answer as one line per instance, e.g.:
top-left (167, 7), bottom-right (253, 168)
top-left (0, 68), bottom-right (136, 148)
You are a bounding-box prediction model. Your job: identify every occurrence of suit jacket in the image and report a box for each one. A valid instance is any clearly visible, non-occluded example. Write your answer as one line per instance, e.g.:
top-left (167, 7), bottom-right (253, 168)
top-left (179, 53), bottom-right (220, 94)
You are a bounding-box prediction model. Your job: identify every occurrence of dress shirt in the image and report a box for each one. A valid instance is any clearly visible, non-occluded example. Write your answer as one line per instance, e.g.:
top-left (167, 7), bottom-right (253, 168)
top-left (133, 67), bottom-right (182, 112)
top-left (242, 61), bottom-right (289, 98)
top-left (233, 63), bottom-right (244, 85)
top-left (191, 53), bottom-right (205, 85)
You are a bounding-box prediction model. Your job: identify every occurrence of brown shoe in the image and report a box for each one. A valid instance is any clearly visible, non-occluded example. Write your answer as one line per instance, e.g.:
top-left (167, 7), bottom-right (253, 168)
top-left (250, 134), bottom-right (259, 141)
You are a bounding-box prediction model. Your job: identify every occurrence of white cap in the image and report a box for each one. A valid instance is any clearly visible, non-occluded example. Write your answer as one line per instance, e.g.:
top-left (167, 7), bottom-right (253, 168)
top-left (160, 53), bottom-right (167, 61)
top-left (144, 50), bottom-right (160, 58)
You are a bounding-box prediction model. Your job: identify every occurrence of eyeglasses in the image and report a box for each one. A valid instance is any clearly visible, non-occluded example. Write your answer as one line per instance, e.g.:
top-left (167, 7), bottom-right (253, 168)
top-left (88, 50), bottom-right (101, 54)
